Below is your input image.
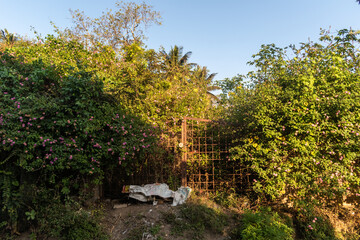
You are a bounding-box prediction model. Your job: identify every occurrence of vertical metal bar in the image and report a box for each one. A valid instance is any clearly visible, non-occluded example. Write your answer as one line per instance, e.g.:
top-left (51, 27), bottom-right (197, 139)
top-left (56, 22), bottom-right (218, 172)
top-left (212, 123), bottom-right (215, 191)
top-left (204, 123), bottom-right (208, 192)
top-left (181, 117), bottom-right (187, 186)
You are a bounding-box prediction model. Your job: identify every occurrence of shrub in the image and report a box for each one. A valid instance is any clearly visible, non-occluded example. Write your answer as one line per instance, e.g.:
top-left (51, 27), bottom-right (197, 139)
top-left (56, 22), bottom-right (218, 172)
top-left (220, 29), bottom-right (360, 205)
top-left (231, 207), bottom-right (294, 240)
top-left (36, 198), bottom-right (109, 240)
top-left (164, 200), bottom-right (228, 239)
top-left (294, 204), bottom-right (337, 240)
top-left (0, 39), bottom-right (156, 233)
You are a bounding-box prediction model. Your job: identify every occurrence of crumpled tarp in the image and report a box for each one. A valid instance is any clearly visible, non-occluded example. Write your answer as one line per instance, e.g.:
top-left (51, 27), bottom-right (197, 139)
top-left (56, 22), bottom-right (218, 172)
top-left (126, 183), bottom-right (191, 206)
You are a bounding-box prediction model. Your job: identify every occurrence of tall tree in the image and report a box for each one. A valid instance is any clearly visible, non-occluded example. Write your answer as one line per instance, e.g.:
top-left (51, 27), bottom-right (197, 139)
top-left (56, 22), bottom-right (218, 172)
top-left (161, 45), bottom-right (193, 68)
top-left (54, 1), bottom-right (162, 51)
top-left (192, 66), bottom-right (220, 101)
top-left (160, 45), bottom-right (195, 81)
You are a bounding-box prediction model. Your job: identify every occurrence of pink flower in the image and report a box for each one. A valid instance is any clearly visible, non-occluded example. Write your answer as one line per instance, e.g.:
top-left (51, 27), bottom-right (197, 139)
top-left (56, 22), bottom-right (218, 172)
top-left (69, 155), bottom-right (73, 160)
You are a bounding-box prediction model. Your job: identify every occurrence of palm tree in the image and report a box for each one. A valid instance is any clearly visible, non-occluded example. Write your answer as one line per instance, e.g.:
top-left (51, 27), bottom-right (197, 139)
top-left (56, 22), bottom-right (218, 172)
top-left (160, 46), bottom-right (196, 81)
top-left (0, 29), bottom-right (18, 47)
top-left (192, 66), bottom-right (221, 101)
top-left (161, 45), bottom-right (192, 67)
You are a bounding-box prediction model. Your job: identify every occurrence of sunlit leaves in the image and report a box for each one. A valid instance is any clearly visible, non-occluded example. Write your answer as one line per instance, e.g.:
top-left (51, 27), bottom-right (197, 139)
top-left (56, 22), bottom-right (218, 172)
top-left (223, 29), bottom-right (360, 206)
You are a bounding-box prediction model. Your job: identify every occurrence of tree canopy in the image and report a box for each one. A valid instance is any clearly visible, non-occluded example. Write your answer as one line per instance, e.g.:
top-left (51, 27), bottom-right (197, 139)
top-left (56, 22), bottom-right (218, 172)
top-left (220, 29), bottom-right (360, 206)
top-left (54, 1), bottom-right (161, 51)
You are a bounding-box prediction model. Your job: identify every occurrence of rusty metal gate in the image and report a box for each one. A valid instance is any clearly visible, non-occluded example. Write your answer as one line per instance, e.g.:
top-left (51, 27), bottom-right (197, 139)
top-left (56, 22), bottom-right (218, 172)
top-left (102, 117), bottom-right (252, 198)
top-left (180, 117), bottom-right (252, 193)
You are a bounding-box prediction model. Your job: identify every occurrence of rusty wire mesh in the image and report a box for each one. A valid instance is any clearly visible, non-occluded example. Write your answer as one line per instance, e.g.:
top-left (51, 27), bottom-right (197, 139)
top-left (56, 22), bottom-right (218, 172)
top-left (182, 117), bottom-right (252, 193)
top-left (102, 117), bottom-right (252, 198)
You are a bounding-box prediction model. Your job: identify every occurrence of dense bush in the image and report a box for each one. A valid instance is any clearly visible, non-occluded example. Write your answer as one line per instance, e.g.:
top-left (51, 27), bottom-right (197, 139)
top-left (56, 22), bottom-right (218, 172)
top-left (35, 196), bottom-right (109, 240)
top-left (0, 41), bottom-right (156, 233)
top-left (219, 29), bottom-right (360, 206)
top-left (294, 204), bottom-right (337, 240)
top-left (231, 207), bottom-right (294, 240)
top-left (8, 35), bottom-right (213, 126)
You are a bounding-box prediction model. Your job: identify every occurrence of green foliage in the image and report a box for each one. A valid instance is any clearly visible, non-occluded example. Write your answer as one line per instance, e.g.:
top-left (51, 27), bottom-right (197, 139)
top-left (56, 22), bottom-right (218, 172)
top-left (9, 35), bottom-right (214, 125)
top-left (231, 207), bottom-right (294, 240)
top-left (221, 29), bottom-right (360, 205)
top-left (0, 37), bottom-right (156, 233)
top-left (57, 1), bottom-right (162, 49)
top-left (0, 9), bottom-right (218, 236)
top-left (36, 199), bottom-right (109, 240)
top-left (294, 204), bottom-right (337, 240)
top-left (164, 201), bottom-right (228, 239)
top-left (208, 190), bottom-right (250, 210)
top-left (0, 29), bottom-right (18, 48)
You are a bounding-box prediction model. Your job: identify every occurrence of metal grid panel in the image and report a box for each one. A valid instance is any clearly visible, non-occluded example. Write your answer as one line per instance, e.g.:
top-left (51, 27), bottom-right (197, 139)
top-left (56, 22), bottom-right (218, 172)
top-left (182, 117), bottom-right (252, 193)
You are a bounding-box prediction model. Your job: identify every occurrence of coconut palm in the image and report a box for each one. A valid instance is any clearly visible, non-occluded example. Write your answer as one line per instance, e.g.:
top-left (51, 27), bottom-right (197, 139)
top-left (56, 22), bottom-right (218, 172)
top-left (161, 45), bottom-right (193, 68)
top-left (160, 45), bottom-right (196, 81)
top-left (159, 46), bottom-right (193, 87)
top-left (0, 29), bottom-right (18, 47)
top-left (192, 65), bottom-right (221, 101)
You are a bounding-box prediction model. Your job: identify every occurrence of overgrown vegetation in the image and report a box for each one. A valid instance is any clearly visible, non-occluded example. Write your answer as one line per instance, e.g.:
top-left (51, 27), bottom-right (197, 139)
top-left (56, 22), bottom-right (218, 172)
top-left (231, 207), bottom-right (294, 240)
top-left (220, 29), bottom-right (360, 207)
top-left (163, 198), bottom-right (228, 239)
top-left (0, 1), bottom-right (218, 237)
top-left (2, 0), bottom-right (360, 239)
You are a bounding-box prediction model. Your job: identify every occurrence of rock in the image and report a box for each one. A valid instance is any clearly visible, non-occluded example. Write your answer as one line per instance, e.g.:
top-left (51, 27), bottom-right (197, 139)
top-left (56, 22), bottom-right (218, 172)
top-left (113, 203), bottom-right (128, 209)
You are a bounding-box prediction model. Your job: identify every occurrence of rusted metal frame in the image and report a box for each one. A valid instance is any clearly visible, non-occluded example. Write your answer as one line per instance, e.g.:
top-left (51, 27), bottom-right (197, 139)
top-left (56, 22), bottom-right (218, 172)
top-left (182, 117), bottom-right (252, 194)
top-left (181, 118), bottom-right (187, 186)
top-left (204, 122), bottom-right (208, 191)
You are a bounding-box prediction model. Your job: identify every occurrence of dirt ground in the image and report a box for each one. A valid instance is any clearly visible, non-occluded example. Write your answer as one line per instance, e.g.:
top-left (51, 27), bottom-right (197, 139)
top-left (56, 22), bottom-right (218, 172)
top-left (101, 198), bottom-right (229, 240)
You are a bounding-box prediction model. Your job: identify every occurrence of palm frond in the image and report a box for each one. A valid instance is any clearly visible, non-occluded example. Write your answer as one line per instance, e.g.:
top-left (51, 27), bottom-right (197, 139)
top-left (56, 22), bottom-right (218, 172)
top-left (206, 91), bottom-right (219, 101)
top-left (206, 73), bottom-right (217, 82)
top-left (179, 51), bottom-right (192, 65)
top-left (207, 85), bottom-right (221, 91)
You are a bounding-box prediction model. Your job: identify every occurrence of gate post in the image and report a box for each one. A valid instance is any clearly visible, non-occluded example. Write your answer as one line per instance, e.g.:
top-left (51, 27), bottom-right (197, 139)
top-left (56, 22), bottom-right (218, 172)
top-left (181, 117), bottom-right (187, 186)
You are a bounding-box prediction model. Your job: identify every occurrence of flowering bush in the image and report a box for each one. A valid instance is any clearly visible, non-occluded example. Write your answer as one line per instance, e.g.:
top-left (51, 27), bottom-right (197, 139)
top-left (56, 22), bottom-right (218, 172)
top-left (9, 35), bottom-right (212, 126)
top-left (221, 29), bottom-right (360, 205)
top-left (0, 41), bottom-right (156, 231)
top-left (294, 204), bottom-right (337, 240)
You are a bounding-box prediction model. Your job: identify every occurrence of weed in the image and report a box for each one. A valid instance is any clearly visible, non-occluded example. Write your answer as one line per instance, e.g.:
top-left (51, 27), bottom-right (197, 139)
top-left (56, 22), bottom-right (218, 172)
top-left (231, 207), bottom-right (294, 240)
top-left (294, 204), bottom-right (338, 240)
top-left (149, 224), bottom-right (161, 235)
top-left (163, 200), bottom-right (229, 240)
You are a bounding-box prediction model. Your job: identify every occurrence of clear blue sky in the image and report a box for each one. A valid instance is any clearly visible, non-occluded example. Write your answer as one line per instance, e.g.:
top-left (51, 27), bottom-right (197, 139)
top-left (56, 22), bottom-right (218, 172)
top-left (1, 0), bottom-right (360, 81)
